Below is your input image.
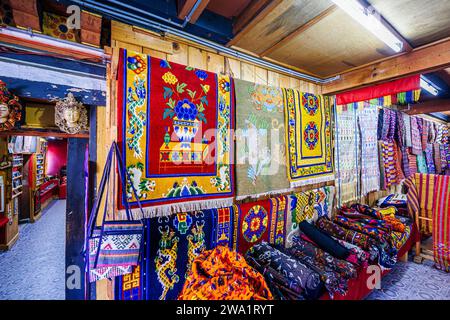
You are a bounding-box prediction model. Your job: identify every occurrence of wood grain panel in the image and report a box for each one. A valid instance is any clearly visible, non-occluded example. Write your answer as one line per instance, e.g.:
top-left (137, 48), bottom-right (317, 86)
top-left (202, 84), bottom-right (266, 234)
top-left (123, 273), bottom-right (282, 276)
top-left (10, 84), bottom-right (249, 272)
top-left (369, 0), bottom-right (450, 47)
top-left (232, 0), bottom-right (332, 55)
top-left (267, 8), bottom-right (394, 77)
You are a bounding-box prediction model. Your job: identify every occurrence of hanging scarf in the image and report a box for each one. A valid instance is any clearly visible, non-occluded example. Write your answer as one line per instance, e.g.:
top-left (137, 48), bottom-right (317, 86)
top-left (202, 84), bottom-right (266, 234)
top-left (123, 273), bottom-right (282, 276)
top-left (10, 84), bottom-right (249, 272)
top-left (410, 117), bottom-right (422, 155)
top-left (433, 143), bottom-right (442, 174)
top-left (415, 173), bottom-right (436, 235)
top-left (393, 140), bottom-right (405, 181)
top-left (407, 149), bottom-right (418, 175)
top-left (425, 143), bottom-right (436, 174)
top-left (403, 113), bottom-right (412, 148)
top-left (358, 104), bottom-right (380, 196)
top-left (380, 139), bottom-right (398, 188)
top-left (417, 153), bottom-right (428, 174)
top-left (178, 246), bottom-right (273, 300)
top-left (404, 175), bottom-right (419, 219)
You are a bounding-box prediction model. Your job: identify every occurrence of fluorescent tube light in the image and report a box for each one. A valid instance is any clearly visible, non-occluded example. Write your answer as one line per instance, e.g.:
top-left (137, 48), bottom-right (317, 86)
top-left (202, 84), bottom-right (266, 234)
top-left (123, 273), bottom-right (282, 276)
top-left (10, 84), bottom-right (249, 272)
top-left (332, 0), bottom-right (404, 53)
top-left (420, 76), bottom-right (439, 96)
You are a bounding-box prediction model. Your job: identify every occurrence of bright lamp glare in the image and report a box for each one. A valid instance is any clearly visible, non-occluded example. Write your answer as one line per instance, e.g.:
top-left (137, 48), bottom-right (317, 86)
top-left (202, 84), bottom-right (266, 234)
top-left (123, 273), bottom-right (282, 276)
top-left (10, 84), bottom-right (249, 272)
top-left (332, 0), bottom-right (403, 53)
top-left (420, 76), bottom-right (439, 96)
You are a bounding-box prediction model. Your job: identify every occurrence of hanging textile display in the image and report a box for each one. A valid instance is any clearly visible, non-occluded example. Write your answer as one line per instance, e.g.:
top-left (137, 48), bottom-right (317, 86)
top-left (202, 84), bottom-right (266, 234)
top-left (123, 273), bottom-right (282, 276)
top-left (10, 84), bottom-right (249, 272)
top-left (285, 186), bottom-right (335, 248)
top-left (117, 49), bottom-right (234, 217)
top-left (380, 140), bottom-right (398, 188)
top-left (335, 104), bottom-right (358, 205)
top-left (234, 197), bottom-right (287, 255)
top-left (179, 246), bottom-right (273, 300)
top-left (416, 153), bottom-right (428, 174)
top-left (282, 88), bottom-right (334, 187)
top-left (393, 141), bottom-right (405, 181)
top-left (410, 116), bottom-right (423, 155)
top-left (397, 112), bottom-right (410, 178)
top-left (234, 79), bottom-right (290, 199)
top-left (433, 175), bottom-right (450, 272)
top-left (403, 113), bottom-right (412, 148)
top-left (415, 173), bottom-right (436, 235)
top-left (357, 104), bottom-right (380, 196)
top-left (407, 150), bottom-right (418, 175)
top-left (425, 143), bottom-right (436, 174)
top-left (335, 75), bottom-right (421, 106)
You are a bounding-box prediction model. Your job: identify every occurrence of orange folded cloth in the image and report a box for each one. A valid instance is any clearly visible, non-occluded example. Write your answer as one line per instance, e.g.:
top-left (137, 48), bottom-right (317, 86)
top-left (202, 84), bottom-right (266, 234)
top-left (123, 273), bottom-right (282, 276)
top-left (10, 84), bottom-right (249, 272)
top-left (179, 246), bottom-right (273, 300)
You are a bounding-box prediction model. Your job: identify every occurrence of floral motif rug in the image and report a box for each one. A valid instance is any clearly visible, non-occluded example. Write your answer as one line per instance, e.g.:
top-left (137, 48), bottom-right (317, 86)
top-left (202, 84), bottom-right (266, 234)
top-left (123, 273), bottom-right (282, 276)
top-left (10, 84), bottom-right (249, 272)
top-left (117, 49), bottom-right (234, 217)
top-left (234, 79), bottom-right (290, 199)
top-left (282, 89), bottom-right (334, 187)
top-left (234, 197), bottom-right (288, 255)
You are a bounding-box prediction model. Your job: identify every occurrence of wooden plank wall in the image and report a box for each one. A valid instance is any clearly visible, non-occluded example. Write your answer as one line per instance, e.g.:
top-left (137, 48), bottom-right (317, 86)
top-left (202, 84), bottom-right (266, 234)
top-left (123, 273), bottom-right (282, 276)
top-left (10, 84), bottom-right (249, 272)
top-left (94, 20), bottom-right (394, 299)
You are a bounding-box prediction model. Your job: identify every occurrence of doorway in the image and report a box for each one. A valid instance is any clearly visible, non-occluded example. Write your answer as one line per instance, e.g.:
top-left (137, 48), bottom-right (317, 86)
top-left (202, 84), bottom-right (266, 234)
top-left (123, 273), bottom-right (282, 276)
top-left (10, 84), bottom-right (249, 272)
top-left (0, 134), bottom-right (90, 300)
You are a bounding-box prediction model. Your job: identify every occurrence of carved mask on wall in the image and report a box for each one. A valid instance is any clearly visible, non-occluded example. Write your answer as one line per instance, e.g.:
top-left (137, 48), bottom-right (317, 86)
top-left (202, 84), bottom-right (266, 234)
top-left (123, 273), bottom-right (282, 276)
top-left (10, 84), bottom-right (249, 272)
top-left (55, 93), bottom-right (88, 134)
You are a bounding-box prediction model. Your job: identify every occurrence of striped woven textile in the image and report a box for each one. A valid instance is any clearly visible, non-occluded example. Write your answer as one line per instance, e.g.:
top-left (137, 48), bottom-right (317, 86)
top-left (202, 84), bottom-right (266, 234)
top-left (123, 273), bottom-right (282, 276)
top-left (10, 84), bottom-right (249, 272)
top-left (380, 139), bottom-right (398, 189)
top-left (407, 149), bottom-right (418, 175)
top-left (415, 173), bottom-right (437, 235)
top-left (403, 113), bottom-right (412, 148)
top-left (410, 117), bottom-right (422, 155)
top-left (393, 141), bottom-right (405, 181)
top-left (433, 143), bottom-right (443, 174)
top-left (420, 118), bottom-right (429, 152)
top-left (433, 174), bottom-right (450, 272)
top-left (425, 143), bottom-right (436, 174)
top-left (404, 175), bottom-right (419, 219)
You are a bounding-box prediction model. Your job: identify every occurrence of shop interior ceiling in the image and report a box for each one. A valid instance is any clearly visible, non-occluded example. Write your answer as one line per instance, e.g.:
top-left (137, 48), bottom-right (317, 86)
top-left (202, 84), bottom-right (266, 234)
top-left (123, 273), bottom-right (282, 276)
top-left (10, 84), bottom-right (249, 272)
top-left (67, 0), bottom-right (450, 120)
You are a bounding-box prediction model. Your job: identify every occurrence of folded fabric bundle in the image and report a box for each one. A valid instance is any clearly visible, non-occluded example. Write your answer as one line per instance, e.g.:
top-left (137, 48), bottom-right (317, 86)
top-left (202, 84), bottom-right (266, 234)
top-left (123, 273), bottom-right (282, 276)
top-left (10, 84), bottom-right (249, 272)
top-left (332, 237), bottom-right (370, 267)
top-left (316, 217), bottom-right (376, 251)
top-left (333, 215), bottom-right (397, 269)
top-left (179, 246), bottom-right (273, 300)
top-left (289, 237), bottom-right (357, 280)
top-left (246, 256), bottom-right (305, 300)
top-left (337, 212), bottom-right (394, 234)
top-left (278, 242), bottom-right (350, 297)
top-left (298, 220), bottom-right (350, 260)
top-left (334, 215), bottom-right (391, 244)
top-left (246, 242), bottom-right (323, 300)
top-left (350, 203), bottom-right (383, 219)
top-left (390, 224), bottom-right (412, 250)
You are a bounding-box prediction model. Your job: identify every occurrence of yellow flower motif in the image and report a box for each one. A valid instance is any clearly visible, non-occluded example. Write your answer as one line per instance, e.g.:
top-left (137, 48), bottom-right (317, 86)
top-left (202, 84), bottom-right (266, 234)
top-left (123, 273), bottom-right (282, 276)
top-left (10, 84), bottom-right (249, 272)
top-left (162, 71), bottom-right (178, 85)
top-left (203, 85), bottom-right (210, 93)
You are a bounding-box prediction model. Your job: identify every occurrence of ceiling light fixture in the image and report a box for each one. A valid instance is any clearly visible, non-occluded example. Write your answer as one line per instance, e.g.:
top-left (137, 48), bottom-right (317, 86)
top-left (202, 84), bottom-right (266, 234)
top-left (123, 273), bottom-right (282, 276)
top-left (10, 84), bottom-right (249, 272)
top-left (420, 75), bottom-right (439, 96)
top-left (331, 0), bottom-right (404, 53)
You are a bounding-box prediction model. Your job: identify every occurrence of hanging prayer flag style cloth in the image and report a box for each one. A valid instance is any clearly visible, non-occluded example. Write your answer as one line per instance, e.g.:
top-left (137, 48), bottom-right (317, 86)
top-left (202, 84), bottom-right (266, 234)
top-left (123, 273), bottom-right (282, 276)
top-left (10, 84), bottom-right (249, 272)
top-left (117, 49), bottom-right (234, 217)
top-left (282, 88), bottom-right (334, 187)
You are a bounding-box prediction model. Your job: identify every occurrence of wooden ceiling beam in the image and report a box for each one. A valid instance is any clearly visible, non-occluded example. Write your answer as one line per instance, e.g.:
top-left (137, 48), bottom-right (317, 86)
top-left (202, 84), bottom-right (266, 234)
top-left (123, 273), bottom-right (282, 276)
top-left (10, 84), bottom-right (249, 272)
top-left (260, 5), bottom-right (337, 58)
top-left (404, 99), bottom-right (450, 115)
top-left (322, 37), bottom-right (450, 95)
top-left (177, 0), bottom-right (210, 24)
top-left (227, 0), bottom-right (283, 47)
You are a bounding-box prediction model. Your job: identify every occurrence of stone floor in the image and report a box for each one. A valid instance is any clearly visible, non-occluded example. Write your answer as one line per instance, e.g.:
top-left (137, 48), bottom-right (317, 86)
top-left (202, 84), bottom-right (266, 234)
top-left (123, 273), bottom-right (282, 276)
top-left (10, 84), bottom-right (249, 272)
top-left (366, 258), bottom-right (450, 300)
top-left (0, 200), bottom-right (65, 300)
